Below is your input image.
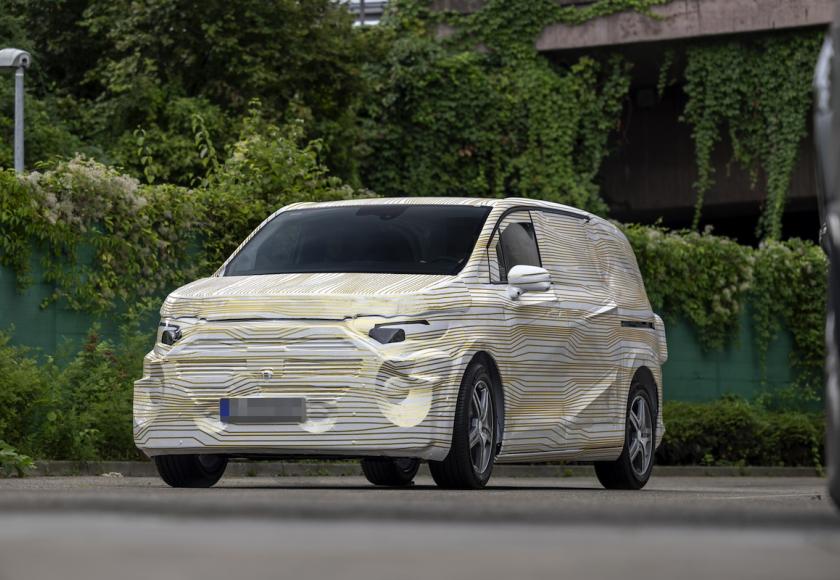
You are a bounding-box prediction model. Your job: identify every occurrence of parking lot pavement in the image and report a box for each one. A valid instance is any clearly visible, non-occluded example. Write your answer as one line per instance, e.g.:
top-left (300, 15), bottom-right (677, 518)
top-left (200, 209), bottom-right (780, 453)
top-left (0, 475), bottom-right (838, 580)
top-left (0, 475), bottom-right (836, 527)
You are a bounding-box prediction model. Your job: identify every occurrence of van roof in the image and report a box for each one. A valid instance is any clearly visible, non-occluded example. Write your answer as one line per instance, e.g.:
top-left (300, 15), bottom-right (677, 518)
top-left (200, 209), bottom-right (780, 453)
top-left (285, 196), bottom-right (600, 221)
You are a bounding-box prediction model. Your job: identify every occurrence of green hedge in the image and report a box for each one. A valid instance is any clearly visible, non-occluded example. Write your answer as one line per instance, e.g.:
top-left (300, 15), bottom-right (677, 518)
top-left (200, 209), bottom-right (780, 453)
top-left (0, 327), bottom-right (147, 464)
top-left (656, 397), bottom-right (824, 468)
top-left (625, 225), bottom-right (826, 395)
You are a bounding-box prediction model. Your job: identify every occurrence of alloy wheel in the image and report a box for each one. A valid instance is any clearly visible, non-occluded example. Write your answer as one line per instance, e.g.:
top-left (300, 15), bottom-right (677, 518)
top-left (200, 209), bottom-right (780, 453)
top-left (468, 379), bottom-right (494, 474)
top-left (627, 395), bottom-right (653, 477)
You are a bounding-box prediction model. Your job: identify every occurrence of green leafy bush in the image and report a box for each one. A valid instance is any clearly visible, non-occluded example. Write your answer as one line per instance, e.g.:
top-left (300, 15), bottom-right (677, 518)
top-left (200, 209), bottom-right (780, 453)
top-left (12, 157), bottom-right (202, 312)
top-left (0, 440), bottom-right (34, 477)
top-left (657, 396), bottom-right (824, 467)
top-left (625, 224), bottom-right (827, 393)
top-left (109, 97), bottom-right (232, 186)
top-left (0, 334), bottom-right (52, 449)
top-left (200, 104), bottom-right (360, 266)
top-left (36, 329), bottom-right (145, 461)
top-left (0, 326), bottom-right (149, 462)
top-left (750, 239), bottom-right (827, 395)
top-left (0, 82), bottom-right (85, 169)
top-left (1, 0), bottom-right (368, 184)
top-left (359, 2), bottom-right (635, 213)
top-left (0, 109), bottom-right (361, 314)
top-left (624, 224), bottom-right (753, 351)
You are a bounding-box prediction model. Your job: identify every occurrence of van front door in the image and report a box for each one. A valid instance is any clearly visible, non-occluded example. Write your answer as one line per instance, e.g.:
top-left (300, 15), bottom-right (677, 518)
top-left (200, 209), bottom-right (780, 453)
top-left (486, 210), bottom-right (564, 457)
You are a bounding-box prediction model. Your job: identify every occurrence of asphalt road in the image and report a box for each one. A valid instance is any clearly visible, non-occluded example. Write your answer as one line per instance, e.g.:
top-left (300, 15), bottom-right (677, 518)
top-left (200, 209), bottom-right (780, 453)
top-left (0, 474), bottom-right (838, 580)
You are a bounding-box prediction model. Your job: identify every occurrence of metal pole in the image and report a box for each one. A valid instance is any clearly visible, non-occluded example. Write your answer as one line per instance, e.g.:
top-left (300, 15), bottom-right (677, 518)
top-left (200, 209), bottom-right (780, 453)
top-left (14, 67), bottom-right (23, 173)
top-left (359, 0), bottom-right (366, 26)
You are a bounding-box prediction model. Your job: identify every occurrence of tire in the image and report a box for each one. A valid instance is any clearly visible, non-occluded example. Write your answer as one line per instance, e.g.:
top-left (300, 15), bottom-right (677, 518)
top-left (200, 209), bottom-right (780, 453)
top-left (154, 454), bottom-right (228, 488)
top-left (429, 360), bottom-right (499, 489)
top-left (595, 383), bottom-right (657, 490)
top-left (361, 457), bottom-right (420, 486)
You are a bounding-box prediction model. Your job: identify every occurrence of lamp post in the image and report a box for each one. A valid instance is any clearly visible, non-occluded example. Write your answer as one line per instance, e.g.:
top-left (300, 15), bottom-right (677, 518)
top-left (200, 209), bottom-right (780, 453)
top-left (0, 48), bottom-right (32, 173)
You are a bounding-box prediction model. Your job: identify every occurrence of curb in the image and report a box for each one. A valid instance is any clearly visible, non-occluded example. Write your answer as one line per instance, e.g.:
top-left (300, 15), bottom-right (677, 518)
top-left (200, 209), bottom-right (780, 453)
top-left (27, 460), bottom-right (824, 479)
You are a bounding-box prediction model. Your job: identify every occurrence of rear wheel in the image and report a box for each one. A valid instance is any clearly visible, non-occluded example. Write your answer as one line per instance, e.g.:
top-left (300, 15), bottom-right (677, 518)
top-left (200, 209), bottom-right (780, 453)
top-left (595, 384), bottom-right (656, 490)
top-left (429, 360), bottom-right (498, 489)
top-left (154, 454), bottom-right (228, 488)
top-left (361, 457), bottom-right (420, 486)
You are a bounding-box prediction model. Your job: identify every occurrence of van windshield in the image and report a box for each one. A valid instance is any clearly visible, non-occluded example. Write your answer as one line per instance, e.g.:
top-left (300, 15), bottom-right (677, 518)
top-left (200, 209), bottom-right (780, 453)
top-left (223, 205), bottom-right (492, 276)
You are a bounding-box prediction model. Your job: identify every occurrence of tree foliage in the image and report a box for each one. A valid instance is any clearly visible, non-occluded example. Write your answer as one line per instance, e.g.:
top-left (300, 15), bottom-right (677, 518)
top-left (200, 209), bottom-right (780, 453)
top-left (0, 110), bottom-right (359, 314)
top-left (0, 0), bottom-right (368, 182)
top-left (357, 0), bottom-right (650, 212)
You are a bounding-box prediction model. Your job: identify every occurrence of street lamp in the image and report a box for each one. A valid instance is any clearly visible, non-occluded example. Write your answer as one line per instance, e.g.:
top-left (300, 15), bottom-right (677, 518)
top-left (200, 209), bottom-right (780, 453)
top-left (0, 48), bottom-right (32, 173)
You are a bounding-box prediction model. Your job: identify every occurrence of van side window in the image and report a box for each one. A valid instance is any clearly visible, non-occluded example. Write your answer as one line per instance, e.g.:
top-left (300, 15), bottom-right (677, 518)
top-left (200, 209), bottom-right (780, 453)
top-left (530, 210), bottom-right (609, 298)
top-left (489, 211), bottom-right (541, 282)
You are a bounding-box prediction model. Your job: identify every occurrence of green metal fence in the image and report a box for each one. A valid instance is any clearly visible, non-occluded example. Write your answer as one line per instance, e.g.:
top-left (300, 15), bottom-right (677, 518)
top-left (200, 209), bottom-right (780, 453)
top-left (662, 311), bottom-right (793, 401)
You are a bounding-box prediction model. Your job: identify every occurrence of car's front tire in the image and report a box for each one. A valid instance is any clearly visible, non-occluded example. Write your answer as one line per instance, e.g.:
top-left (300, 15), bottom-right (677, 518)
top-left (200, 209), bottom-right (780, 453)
top-left (595, 383), bottom-right (657, 490)
top-left (361, 457), bottom-right (420, 486)
top-left (429, 360), bottom-right (499, 489)
top-left (154, 454), bottom-right (228, 488)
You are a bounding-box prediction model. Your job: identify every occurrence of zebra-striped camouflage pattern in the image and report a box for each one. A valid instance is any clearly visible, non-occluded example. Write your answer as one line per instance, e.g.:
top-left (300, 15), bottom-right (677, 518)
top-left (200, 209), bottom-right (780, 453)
top-left (134, 197), bottom-right (667, 463)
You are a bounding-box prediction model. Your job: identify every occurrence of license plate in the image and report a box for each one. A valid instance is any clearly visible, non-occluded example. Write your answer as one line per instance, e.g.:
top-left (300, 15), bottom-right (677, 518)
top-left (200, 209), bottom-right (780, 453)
top-left (220, 397), bottom-right (306, 424)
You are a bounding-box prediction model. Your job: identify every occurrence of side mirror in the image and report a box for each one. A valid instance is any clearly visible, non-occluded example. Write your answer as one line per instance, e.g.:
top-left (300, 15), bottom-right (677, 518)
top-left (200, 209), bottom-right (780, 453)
top-left (507, 265), bottom-right (551, 299)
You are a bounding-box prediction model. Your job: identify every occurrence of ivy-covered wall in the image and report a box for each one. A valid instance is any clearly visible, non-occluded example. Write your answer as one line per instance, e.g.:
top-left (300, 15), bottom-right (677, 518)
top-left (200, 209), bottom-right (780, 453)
top-left (361, 1), bottom-right (824, 242)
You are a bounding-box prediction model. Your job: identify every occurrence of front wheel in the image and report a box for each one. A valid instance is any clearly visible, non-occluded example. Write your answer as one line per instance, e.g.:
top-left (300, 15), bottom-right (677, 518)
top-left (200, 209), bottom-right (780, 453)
top-left (595, 384), bottom-right (656, 490)
top-left (361, 457), bottom-right (420, 486)
top-left (154, 454), bottom-right (228, 488)
top-left (429, 360), bottom-right (499, 489)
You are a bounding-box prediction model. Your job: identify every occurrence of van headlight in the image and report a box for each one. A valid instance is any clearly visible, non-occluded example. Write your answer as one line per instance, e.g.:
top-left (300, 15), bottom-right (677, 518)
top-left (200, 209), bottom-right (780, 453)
top-left (369, 324), bottom-right (409, 344)
top-left (350, 318), bottom-right (439, 344)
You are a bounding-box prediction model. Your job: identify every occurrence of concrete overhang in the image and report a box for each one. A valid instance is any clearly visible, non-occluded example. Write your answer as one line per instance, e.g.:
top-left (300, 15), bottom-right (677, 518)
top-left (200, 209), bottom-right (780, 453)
top-left (434, 0), bottom-right (836, 51)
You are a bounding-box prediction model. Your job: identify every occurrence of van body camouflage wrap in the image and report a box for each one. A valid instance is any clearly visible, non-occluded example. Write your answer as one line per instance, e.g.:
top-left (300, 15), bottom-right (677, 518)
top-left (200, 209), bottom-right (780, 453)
top-left (134, 198), bottom-right (666, 462)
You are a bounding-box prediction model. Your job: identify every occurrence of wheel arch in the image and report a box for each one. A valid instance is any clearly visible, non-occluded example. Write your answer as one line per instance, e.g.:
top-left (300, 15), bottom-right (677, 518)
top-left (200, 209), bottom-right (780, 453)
top-left (631, 364), bottom-right (664, 449)
top-left (632, 365), bottom-right (658, 402)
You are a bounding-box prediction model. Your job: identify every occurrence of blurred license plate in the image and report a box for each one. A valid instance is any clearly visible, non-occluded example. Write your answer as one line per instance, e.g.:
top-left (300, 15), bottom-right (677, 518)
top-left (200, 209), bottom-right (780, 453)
top-left (220, 398), bottom-right (306, 424)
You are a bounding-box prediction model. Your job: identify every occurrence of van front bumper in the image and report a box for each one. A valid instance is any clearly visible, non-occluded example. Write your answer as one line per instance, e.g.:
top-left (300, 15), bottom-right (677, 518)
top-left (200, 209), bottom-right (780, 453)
top-left (133, 320), bottom-right (459, 461)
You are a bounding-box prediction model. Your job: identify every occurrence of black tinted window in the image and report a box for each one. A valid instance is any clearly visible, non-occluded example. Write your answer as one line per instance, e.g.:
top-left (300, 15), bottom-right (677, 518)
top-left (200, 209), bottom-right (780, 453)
top-left (493, 216), bottom-right (541, 282)
top-left (224, 205), bottom-right (491, 276)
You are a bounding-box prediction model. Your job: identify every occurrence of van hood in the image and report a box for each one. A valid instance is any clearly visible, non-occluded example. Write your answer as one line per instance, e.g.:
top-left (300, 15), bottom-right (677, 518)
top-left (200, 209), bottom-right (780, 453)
top-left (160, 273), bottom-right (469, 321)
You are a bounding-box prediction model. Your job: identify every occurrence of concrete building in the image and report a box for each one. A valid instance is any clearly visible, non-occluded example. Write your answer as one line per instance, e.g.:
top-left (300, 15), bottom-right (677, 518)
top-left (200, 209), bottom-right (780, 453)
top-left (342, 0), bottom-right (388, 26)
top-left (435, 0), bottom-right (835, 242)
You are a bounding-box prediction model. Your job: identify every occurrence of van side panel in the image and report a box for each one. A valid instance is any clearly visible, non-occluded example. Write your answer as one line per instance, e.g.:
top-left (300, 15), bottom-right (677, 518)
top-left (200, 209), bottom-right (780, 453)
top-left (587, 217), bottom-right (666, 449)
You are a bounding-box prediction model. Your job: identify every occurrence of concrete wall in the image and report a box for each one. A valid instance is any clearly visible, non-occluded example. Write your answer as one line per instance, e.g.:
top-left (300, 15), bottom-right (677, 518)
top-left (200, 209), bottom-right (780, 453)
top-left (537, 0), bottom-right (834, 51)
